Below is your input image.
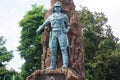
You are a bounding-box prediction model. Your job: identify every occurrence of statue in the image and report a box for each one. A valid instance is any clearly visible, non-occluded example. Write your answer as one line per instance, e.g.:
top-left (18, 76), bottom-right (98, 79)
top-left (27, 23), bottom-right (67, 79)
top-left (27, 0), bottom-right (85, 80)
top-left (36, 1), bottom-right (70, 70)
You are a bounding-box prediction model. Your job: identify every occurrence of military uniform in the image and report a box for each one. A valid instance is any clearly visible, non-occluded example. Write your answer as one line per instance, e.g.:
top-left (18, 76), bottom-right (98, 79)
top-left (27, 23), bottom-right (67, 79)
top-left (36, 1), bottom-right (70, 69)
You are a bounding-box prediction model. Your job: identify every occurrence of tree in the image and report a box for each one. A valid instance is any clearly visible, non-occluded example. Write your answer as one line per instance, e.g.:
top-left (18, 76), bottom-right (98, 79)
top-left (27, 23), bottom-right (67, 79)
top-left (104, 43), bottom-right (120, 80)
top-left (18, 4), bottom-right (46, 79)
top-left (77, 6), bottom-right (120, 80)
top-left (0, 36), bottom-right (13, 80)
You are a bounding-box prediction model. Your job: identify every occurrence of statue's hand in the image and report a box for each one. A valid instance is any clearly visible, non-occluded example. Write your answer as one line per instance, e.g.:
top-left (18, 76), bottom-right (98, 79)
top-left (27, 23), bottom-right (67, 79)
top-left (63, 29), bottom-right (67, 34)
top-left (36, 25), bottom-right (42, 34)
top-left (36, 25), bottom-right (45, 34)
top-left (36, 28), bottom-right (40, 34)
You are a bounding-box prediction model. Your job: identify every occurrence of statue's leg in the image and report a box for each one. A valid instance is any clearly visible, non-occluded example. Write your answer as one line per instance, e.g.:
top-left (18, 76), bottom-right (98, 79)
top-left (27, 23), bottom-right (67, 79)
top-left (59, 34), bottom-right (69, 68)
top-left (47, 34), bottom-right (58, 70)
top-left (61, 47), bottom-right (69, 68)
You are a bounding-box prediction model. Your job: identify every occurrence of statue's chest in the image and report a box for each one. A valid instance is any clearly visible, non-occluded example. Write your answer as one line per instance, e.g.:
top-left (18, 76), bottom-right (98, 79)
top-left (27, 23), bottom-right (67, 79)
top-left (50, 14), bottom-right (64, 23)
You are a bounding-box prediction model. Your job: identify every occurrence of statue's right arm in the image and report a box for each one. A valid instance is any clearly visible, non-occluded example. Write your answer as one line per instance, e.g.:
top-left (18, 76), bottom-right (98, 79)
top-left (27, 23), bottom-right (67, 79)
top-left (36, 18), bottom-right (50, 33)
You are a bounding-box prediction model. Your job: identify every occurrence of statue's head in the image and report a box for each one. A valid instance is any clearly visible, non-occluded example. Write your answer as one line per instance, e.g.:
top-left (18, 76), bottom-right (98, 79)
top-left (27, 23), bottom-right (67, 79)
top-left (53, 1), bottom-right (63, 13)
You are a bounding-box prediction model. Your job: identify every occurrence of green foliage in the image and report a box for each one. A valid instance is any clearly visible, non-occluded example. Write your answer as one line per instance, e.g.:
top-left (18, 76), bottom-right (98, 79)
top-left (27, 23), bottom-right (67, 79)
top-left (0, 66), bottom-right (10, 80)
top-left (0, 36), bottom-right (13, 80)
top-left (10, 73), bottom-right (24, 80)
top-left (18, 4), bottom-right (46, 79)
top-left (0, 69), bottom-right (21, 80)
top-left (0, 36), bottom-right (13, 63)
top-left (77, 6), bottom-right (120, 80)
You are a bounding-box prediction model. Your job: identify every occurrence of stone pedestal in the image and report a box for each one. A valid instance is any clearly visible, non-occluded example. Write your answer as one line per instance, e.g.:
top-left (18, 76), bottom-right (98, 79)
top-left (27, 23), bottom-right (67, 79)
top-left (27, 68), bottom-right (80, 80)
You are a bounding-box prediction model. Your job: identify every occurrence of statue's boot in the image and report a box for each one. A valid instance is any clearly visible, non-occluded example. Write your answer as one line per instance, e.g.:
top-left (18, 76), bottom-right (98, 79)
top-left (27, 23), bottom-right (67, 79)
top-left (46, 49), bottom-right (57, 70)
top-left (61, 48), bottom-right (69, 68)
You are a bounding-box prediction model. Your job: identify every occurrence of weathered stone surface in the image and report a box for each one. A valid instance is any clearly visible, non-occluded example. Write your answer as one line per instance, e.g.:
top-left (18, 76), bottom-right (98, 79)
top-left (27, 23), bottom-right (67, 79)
top-left (26, 68), bottom-right (80, 80)
top-left (27, 0), bottom-right (85, 80)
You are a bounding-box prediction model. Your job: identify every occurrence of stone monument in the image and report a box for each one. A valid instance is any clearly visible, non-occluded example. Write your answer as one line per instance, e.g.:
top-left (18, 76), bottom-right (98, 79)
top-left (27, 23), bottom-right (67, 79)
top-left (27, 0), bottom-right (85, 80)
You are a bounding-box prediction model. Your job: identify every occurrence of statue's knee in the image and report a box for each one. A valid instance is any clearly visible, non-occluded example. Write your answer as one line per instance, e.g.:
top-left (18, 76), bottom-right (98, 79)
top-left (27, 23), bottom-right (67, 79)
top-left (61, 47), bottom-right (66, 51)
top-left (61, 48), bottom-right (68, 55)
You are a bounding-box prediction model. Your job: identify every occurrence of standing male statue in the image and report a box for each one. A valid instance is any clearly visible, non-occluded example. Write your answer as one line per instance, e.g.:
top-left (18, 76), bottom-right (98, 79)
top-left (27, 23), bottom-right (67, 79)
top-left (36, 1), bottom-right (70, 70)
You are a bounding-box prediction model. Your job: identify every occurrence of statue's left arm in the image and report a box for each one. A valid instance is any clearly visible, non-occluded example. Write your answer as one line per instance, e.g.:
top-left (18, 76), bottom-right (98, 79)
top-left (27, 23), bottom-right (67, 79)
top-left (64, 14), bottom-right (70, 33)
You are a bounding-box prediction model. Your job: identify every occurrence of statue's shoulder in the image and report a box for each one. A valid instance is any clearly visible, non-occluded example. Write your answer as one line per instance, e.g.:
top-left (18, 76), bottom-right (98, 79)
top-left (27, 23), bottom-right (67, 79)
top-left (61, 13), bottom-right (69, 20)
top-left (47, 14), bottom-right (54, 20)
top-left (61, 13), bottom-right (66, 16)
top-left (61, 13), bottom-right (68, 17)
top-left (49, 13), bottom-right (55, 18)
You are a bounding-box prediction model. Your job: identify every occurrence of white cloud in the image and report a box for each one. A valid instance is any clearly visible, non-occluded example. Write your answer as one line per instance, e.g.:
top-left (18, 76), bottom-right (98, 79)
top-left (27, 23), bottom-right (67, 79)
top-left (15, 0), bottom-right (37, 3)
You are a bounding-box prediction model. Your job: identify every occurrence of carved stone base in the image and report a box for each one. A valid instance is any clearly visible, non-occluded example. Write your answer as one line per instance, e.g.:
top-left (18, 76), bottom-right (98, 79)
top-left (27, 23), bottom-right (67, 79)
top-left (26, 68), bottom-right (81, 80)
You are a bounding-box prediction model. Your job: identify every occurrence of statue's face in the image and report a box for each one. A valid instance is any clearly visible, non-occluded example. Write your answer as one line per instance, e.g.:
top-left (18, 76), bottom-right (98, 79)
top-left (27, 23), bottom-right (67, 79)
top-left (54, 6), bottom-right (62, 12)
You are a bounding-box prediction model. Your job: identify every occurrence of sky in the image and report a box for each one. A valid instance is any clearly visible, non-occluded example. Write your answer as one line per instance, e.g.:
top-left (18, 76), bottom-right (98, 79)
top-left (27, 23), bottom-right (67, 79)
top-left (0, 0), bottom-right (120, 72)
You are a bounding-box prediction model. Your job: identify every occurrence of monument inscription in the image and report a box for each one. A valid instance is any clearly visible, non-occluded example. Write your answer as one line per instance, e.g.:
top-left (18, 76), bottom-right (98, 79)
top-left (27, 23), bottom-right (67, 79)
top-left (36, 74), bottom-right (65, 80)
